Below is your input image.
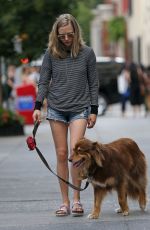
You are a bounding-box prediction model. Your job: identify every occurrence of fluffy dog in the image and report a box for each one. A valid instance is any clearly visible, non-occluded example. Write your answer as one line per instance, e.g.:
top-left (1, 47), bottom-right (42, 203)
top-left (69, 137), bottom-right (147, 219)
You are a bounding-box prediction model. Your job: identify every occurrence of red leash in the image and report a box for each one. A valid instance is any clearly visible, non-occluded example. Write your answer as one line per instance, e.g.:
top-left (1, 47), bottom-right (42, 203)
top-left (26, 121), bottom-right (89, 191)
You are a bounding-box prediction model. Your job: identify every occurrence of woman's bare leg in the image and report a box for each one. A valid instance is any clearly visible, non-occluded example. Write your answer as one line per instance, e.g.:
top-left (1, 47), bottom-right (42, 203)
top-left (69, 119), bottom-right (87, 209)
top-left (49, 120), bottom-right (70, 207)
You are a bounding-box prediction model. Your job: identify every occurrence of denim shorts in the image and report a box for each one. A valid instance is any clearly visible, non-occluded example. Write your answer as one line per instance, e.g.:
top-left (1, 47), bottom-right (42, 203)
top-left (46, 107), bottom-right (90, 124)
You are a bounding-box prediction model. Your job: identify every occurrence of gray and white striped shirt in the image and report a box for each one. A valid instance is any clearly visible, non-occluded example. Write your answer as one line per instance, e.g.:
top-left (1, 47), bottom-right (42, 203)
top-left (35, 45), bottom-right (98, 113)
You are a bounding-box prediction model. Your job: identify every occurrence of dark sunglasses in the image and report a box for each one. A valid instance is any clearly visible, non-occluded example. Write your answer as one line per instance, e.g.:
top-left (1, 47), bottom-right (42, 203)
top-left (57, 32), bottom-right (74, 40)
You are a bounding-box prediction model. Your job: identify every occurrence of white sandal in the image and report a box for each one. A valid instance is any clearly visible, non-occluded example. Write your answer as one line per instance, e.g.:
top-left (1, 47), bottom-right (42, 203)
top-left (55, 204), bottom-right (70, 217)
top-left (71, 201), bottom-right (84, 217)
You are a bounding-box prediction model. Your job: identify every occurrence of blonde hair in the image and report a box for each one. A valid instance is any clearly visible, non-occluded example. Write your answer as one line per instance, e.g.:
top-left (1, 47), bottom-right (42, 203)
top-left (48, 14), bottom-right (85, 58)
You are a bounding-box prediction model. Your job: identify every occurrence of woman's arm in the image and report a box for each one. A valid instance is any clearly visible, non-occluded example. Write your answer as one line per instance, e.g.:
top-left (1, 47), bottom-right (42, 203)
top-left (34, 50), bottom-right (52, 110)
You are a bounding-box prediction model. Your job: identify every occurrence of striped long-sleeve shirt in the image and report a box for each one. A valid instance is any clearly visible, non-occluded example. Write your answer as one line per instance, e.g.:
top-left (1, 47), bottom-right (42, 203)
top-left (35, 45), bottom-right (99, 113)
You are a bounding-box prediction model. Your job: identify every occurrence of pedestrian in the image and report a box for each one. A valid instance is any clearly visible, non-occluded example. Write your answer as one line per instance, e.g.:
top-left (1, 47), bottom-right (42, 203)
top-left (21, 66), bottom-right (31, 85)
top-left (32, 14), bottom-right (99, 217)
top-left (2, 65), bottom-right (16, 111)
top-left (129, 62), bottom-right (143, 117)
top-left (117, 64), bottom-right (130, 117)
top-left (144, 66), bottom-right (150, 116)
top-left (28, 66), bottom-right (40, 85)
top-left (137, 64), bottom-right (146, 104)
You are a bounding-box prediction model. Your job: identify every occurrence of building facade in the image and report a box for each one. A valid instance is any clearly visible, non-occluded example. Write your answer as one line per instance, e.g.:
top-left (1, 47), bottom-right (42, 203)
top-left (91, 0), bottom-right (150, 66)
top-left (127, 0), bottom-right (150, 66)
top-left (91, 4), bottom-right (114, 57)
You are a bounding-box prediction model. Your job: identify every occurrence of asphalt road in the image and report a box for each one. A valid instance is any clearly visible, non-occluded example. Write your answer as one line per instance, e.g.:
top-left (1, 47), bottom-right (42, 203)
top-left (0, 104), bottom-right (150, 230)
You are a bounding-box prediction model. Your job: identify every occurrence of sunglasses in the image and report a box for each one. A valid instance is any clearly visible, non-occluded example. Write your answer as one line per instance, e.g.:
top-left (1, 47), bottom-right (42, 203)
top-left (57, 32), bottom-right (74, 40)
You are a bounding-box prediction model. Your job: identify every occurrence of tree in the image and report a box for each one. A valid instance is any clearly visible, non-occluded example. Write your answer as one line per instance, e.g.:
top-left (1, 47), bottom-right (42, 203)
top-left (0, 0), bottom-right (103, 105)
top-left (0, 0), bottom-right (104, 64)
top-left (0, 0), bottom-right (76, 105)
top-left (108, 16), bottom-right (126, 56)
top-left (108, 16), bottom-right (126, 42)
top-left (73, 2), bottom-right (93, 45)
top-left (0, 0), bottom-right (76, 64)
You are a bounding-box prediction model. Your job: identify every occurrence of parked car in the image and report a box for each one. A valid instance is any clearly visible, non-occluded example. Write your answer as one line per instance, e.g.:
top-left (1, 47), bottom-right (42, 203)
top-left (96, 56), bottom-right (125, 115)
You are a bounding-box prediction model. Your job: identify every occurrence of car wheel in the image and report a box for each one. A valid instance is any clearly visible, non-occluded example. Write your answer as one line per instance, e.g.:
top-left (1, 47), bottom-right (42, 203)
top-left (98, 94), bottom-right (108, 116)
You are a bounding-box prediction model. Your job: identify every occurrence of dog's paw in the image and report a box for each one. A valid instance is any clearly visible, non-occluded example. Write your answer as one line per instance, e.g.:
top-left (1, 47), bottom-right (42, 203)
top-left (87, 213), bottom-right (99, 219)
top-left (115, 208), bottom-right (122, 213)
top-left (115, 207), bottom-right (129, 216)
top-left (115, 208), bottom-right (129, 216)
top-left (140, 204), bottom-right (146, 211)
top-left (122, 211), bottom-right (129, 216)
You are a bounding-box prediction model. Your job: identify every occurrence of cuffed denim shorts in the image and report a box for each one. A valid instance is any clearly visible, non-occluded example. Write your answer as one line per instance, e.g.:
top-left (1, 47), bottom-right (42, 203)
top-left (46, 107), bottom-right (90, 124)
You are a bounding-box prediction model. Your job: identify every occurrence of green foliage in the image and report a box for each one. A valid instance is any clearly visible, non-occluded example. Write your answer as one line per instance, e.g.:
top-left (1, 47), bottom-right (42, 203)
top-left (73, 1), bottom-right (93, 44)
top-left (0, 0), bottom-right (103, 64)
top-left (0, 0), bottom-right (75, 64)
top-left (108, 16), bottom-right (126, 42)
top-left (0, 106), bottom-right (24, 127)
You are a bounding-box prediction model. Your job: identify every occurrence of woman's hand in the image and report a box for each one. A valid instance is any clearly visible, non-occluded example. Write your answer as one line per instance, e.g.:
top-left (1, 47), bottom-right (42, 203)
top-left (87, 114), bottom-right (97, 129)
top-left (32, 109), bottom-right (41, 122)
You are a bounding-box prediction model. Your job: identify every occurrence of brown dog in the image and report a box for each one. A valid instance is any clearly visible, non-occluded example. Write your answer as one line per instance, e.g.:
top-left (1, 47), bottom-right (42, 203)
top-left (69, 137), bottom-right (147, 219)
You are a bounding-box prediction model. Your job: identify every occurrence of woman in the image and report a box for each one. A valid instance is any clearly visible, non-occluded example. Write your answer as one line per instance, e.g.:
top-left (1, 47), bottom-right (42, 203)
top-left (129, 63), bottom-right (143, 117)
top-left (32, 14), bottom-right (98, 217)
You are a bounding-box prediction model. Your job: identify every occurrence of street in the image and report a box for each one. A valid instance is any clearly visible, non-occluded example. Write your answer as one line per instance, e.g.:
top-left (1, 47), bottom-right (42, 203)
top-left (0, 105), bottom-right (150, 230)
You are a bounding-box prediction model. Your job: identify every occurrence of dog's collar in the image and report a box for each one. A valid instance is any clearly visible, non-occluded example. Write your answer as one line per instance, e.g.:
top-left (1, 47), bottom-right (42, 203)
top-left (86, 166), bottom-right (97, 182)
top-left (87, 176), bottom-right (107, 188)
top-left (88, 165), bottom-right (97, 176)
top-left (87, 165), bottom-right (106, 188)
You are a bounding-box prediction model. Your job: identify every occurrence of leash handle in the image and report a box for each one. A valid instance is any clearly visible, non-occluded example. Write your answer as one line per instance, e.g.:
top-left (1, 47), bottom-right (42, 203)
top-left (31, 121), bottom-right (89, 192)
top-left (33, 120), bottom-right (40, 138)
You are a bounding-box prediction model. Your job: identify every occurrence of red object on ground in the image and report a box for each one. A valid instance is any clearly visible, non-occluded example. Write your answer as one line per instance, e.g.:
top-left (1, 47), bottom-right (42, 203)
top-left (16, 84), bottom-right (36, 124)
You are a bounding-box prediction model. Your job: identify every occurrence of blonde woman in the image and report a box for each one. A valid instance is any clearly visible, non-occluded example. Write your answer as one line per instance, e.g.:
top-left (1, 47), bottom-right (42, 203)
top-left (33, 14), bottom-right (98, 217)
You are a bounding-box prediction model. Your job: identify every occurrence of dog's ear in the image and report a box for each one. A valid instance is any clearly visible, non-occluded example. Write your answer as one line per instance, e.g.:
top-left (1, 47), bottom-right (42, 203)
top-left (92, 142), bottom-right (105, 167)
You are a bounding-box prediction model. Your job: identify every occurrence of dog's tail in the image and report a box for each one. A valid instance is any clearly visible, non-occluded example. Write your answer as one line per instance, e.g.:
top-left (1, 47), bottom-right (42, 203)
top-left (127, 167), bottom-right (147, 199)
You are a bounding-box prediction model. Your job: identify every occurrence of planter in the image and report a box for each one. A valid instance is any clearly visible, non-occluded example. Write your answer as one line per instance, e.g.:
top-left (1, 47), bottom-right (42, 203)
top-left (0, 122), bottom-right (24, 137)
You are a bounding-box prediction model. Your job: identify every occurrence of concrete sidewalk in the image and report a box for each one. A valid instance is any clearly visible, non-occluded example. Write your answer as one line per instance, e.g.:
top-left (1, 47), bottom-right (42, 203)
top-left (0, 115), bottom-right (150, 230)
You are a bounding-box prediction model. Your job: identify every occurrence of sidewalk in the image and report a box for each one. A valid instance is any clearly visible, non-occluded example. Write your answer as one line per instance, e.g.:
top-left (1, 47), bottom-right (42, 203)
top-left (0, 114), bottom-right (150, 230)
